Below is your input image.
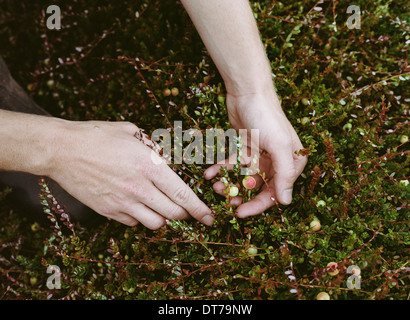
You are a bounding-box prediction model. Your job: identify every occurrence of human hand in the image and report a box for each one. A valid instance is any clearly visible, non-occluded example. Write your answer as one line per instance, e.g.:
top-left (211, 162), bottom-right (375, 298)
top-left (47, 120), bottom-right (213, 229)
top-left (204, 91), bottom-right (307, 217)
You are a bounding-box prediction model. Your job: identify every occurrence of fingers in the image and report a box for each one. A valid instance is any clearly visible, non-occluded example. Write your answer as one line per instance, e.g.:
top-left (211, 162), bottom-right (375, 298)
top-left (141, 184), bottom-right (190, 221)
top-left (204, 138), bottom-right (259, 179)
top-left (204, 153), bottom-right (238, 180)
top-left (153, 164), bottom-right (214, 226)
top-left (125, 203), bottom-right (166, 230)
top-left (112, 212), bottom-right (140, 227)
top-left (111, 186), bottom-right (189, 230)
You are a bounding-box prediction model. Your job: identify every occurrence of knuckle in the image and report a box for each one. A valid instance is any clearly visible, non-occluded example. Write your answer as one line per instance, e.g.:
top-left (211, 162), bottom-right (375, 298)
top-left (173, 187), bottom-right (191, 204)
top-left (122, 182), bottom-right (145, 199)
top-left (166, 205), bottom-right (187, 220)
top-left (141, 161), bottom-right (158, 179)
top-left (189, 205), bottom-right (208, 220)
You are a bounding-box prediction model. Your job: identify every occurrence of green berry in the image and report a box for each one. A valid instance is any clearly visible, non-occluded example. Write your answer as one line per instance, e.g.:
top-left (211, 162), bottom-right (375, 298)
top-left (301, 98), bottom-right (309, 106)
top-left (171, 87), bottom-right (179, 96)
top-left (343, 123), bottom-right (352, 131)
top-left (399, 180), bottom-right (409, 187)
top-left (301, 117), bottom-right (309, 125)
top-left (30, 277), bottom-right (38, 286)
top-left (247, 246), bottom-right (258, 256)
top-left (31, 222), bottom-right (40, 232)
top-left (316, 200), bottom-right (326, 207)
top-left (400, 135), bottom-right (408, 144)
top-left (228, 185), bottom-right (239, 197)
top-left (310, 219), bottom-right (321, 231)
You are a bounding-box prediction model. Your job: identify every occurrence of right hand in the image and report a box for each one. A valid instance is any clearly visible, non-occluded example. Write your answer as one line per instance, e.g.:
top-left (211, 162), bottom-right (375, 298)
top-left (47, 120), bottom-right (214, 229)
top-left (204, 92), bottom-right (307, 217)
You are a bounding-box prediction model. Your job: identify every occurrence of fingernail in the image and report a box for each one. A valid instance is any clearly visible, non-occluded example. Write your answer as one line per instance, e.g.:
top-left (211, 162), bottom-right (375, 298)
top-left (282, 189), bottom-right (293, 205)
top-left (201, 214), bottom-right (214, 226)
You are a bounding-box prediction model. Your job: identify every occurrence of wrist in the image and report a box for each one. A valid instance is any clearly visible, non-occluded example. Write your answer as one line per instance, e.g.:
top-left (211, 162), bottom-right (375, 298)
top-left (225, 77), bottom-right (275, 98)
top-left (0, 110), bottom-right (70, 177)
top-left (22, 115), bottom-right (71, 178)
top-left (41, 117), bottom-right (74, 178)
top-left (223, 58), bottom-right (275, 98)
top-left (226, 85), bottom-right (282, 112)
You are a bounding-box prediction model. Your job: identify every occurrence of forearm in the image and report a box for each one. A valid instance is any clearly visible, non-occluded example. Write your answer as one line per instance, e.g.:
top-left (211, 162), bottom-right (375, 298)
top-left (0, 110), bottom-right (64, 176)
top-left (181, 0), bottom-right (274, 96)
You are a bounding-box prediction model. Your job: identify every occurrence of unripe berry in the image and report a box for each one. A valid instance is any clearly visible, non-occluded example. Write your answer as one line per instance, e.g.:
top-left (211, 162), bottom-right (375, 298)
top-left (31, 222), bottom-right (40, 232)
top-left (327, 262), bottom-right (339, 276)
top-left (30, 277), bottom-right (38, 286)
top-left (247, 246), bottom-right (258, 256)
top-left (301, 98), bottom-right (309, 106)
top-left (399, 179), bottom-right (409, 187)
top-left (316, 200), bottom-right (326, 207)
top-left (400, 135), bottom-right (408, 144)
top-left (228, 185), bottom-right (239, 197)
top-left (316, 292), bottom-right (330, 300)
top-left (242, 176), bottom-right (256, 189)
top-left (163, 88), bottom-right (171, 97)
top-left (301, 117), bottom-right (309, 125)
top-left (171, 87), bottom-right (179, 96)
top-left (343, 123), bottom-right (352, 131)
top-left (310, 219), bottom-right (321, 231)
